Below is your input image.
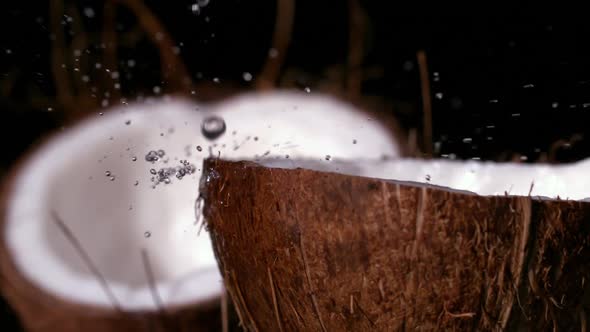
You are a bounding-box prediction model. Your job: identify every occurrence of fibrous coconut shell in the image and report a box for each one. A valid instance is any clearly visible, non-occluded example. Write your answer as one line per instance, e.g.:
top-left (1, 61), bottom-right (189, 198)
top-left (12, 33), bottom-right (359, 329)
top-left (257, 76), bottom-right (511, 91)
top-left (202, 159), bottom-right (590, 331)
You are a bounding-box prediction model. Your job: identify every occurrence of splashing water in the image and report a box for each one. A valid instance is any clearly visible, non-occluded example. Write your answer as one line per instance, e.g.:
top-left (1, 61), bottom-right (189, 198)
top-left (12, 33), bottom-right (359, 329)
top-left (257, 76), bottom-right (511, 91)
top-left (148, 160), bottom-right (197, 187)
top-left (205, 168), bottom-right (220, 186)
top-left (201, 116), bottom-right (226, 140)
top-left (145, 151), bottom-right (160, 162)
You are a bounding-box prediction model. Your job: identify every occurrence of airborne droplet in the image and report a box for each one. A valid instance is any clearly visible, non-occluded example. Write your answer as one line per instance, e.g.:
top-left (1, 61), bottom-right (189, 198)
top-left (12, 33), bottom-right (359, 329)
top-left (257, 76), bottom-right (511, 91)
top-left (144, 231), bottom-right (151, 238)
top-left (201, 116), bottom-right (226, 140)
top-left (145, 150), bottom-right (159, 162)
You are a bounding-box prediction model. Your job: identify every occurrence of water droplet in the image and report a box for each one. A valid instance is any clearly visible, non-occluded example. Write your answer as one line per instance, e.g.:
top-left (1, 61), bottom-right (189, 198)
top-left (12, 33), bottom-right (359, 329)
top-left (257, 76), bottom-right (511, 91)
top-left (205, 169), bottom-right (220, 184)
top-left (268, 48), bottom-right (278, 58)
top-left (285, 154), bottom-right (290, 159)
top-left (253, 136), bottom-right (259, 141)
top-left (125, 120), bottom-right (131, 125)
top-left (242, 72), bottom-right (253, 82)
top-left (201, 116), bottom-right (226, 140)
top-left (304, 87), bottom-right (311, 93)
top-left (489, 99), bottom-right (499, 103)
top-left (552, 102), bottom-right (559, 108)
top-left (109, 176), bottom-right (116, 181)
top-left (157, 149), bottom-right (165, 157)
top-left (352, 139), bottom-right (357, 144)
top-left (462, 137), bottom-right (473, 143)
top-left (212, 77), bottom-right (220, 83)
top-left (131, 156), bottom-right (137, 161)
top-left (83, 7), bottom-right (95, 18)
top-left (196, 145), bottom-right (203, 152)
top-left (144, 231), bottom-right (151, 238)
top-left (150, 169), bottom-right (157, 175)
top-left (145, 151), bottom-right (159, 162)
top-left (325, 155), bottom-right (331, 161)
top-left (523, 84), bottom-right (535, 88)
top-left (134, 180), bottom-right (139, 186)
top-left (425, 174), bottom-right (431, 181)
top-left (153, 86), bottom-right (161, 94)
top-left (105, 171), bottom-right (111, 176)
top-left (99, 112), bottom-right (104, 116)
top-left (435, 92), bottom-right (443, 99)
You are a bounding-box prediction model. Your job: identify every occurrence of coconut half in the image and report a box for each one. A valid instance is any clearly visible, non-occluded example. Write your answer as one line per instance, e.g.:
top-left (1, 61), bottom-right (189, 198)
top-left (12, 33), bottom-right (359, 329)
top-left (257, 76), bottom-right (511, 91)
top-left (202, 158), bottom-right (590, 331)
top-left (0, 91), bottom-right (401, 331)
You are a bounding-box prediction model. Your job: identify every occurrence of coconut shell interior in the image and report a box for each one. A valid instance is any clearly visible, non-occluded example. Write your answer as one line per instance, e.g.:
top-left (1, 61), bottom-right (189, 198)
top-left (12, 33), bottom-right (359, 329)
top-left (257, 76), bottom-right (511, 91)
top-left (0, 160), bottom-right (238, 332)
top-left (202, 158), bottom-right (590, 331)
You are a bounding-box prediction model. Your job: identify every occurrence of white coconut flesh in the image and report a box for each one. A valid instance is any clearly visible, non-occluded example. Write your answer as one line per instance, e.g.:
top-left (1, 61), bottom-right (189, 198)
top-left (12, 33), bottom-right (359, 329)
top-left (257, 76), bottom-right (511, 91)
top-left (263, 156), bottom-right (590, 201)
top-left (4, 91), bottom-right (402, 311)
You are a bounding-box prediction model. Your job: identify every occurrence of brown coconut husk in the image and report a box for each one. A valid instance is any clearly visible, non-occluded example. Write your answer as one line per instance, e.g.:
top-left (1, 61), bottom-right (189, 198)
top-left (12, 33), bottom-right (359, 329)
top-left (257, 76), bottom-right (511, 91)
top-left (0, 135), bottom-right (235, 332)
top-left (202, 159), bottom-right (590, 331)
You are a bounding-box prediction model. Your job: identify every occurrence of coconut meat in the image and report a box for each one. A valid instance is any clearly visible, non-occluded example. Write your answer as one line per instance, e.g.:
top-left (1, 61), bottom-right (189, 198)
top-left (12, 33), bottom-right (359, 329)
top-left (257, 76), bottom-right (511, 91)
top-left (262, 157), bottom-right (590, 200)
top-left (4, 91), bottom-right (401, 311)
